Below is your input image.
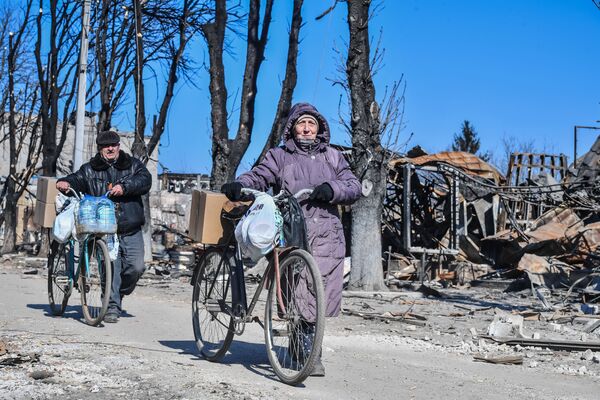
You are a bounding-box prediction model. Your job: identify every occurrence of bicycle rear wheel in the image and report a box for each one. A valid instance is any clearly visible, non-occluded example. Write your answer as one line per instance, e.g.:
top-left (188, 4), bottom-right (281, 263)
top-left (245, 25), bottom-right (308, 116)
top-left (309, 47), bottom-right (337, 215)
top-left (192, 248), bottom-right (235, 361)
top-left (264, 249), bottom-right (325, 385)
top-left (47, 241), bottom-right (72, 316)
top-left (80, 237), bottom-right (112, 326)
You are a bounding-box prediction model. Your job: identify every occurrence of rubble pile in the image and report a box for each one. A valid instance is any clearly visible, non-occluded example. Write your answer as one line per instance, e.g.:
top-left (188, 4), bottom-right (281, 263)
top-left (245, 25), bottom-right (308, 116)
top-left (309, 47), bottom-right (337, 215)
top-left (148, 191), bottom-right (199, 276)
top-left (381, 137), bottom-right (600, 316)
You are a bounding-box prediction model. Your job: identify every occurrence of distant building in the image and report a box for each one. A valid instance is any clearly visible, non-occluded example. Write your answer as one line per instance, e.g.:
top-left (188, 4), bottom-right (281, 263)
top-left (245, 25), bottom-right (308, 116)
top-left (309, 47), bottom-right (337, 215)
top-left (158, 172), bottom-right (210, 194)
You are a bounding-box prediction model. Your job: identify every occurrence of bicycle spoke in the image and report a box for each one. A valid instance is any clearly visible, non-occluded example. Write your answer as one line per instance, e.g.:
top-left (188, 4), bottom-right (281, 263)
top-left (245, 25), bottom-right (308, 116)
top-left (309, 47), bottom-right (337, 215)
top-left (192, 249), bottom-right (235, 361)
top-left (48, 242), bottom-right (72, 316)
top-left (264, 250), bottom-right (325, 385)
top-left (80, 238), bottom-right (111, 326)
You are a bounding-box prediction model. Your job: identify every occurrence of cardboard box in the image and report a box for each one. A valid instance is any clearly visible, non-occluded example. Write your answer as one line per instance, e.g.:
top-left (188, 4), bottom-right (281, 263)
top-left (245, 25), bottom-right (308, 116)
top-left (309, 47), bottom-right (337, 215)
top-left (188, 190), bottom-right (232, 244)
top-left (36, 177), bottom-right (59, 204)
top-left (34, 200), bottom-right (56, 228)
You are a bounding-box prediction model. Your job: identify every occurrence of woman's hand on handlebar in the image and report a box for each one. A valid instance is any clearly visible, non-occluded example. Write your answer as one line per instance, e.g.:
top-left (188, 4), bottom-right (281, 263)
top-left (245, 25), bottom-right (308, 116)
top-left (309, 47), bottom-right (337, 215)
top-left (309, 183), bottom-right (333, 203)
top-left (221, 182), bottom-right (243, 201)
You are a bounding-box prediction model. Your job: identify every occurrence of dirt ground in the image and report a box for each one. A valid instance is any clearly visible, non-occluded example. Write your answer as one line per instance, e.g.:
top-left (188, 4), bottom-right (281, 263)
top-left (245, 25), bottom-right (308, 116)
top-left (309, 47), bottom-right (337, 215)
top-left (1, 256), bottom-right (600, 400)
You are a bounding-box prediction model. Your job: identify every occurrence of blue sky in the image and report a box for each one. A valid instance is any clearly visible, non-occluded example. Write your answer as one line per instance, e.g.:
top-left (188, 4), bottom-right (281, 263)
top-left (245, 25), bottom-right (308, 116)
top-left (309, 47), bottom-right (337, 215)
top-left (133, 0), bottom-right (600, 174)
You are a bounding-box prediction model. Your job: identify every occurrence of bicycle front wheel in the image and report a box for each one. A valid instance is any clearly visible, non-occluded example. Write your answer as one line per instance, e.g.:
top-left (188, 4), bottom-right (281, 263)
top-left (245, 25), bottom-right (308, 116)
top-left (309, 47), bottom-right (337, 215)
top-left (192, 248), bottom-right (235, 361)
top-left (264, 249), bottom-right (325, 385)
top-left (47, 241), bottom-right (72, 316)
top-left (79, 237), bottom-right (112, 326)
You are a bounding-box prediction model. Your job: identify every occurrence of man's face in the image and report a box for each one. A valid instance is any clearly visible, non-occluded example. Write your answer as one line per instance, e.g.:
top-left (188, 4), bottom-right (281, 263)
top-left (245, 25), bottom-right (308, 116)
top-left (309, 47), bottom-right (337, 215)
top-left (100, 143), bottom-right (120, 161)
top-left (294, 116), bottom-right (318, 141)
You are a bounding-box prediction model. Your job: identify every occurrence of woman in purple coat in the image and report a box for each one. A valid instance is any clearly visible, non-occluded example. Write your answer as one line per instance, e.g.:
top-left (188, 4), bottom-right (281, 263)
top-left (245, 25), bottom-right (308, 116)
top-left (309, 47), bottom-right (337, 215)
top-left (222, 102), bottom-right (361, 375)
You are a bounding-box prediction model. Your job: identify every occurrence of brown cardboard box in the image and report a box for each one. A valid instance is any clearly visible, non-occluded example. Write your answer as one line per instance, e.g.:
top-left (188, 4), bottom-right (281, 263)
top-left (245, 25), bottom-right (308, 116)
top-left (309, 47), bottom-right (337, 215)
top-left (36, 177), bottom-right (59, 204)
top-left (34, 200), bottom-right (56, 228)
top-left (188, 190), bottom-right (232, 244)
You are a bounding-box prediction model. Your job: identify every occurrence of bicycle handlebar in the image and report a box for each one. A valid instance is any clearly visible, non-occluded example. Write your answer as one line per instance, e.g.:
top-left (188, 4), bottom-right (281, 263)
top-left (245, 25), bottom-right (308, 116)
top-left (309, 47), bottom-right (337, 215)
top-left (240, 188), bottom-right (314, 200)
top-left (66, 187), bottom-right (82, 200)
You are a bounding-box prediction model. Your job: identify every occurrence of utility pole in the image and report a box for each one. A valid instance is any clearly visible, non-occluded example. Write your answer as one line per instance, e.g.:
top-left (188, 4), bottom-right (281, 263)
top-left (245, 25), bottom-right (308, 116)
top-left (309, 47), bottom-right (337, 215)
top-left (73, 0), bottom-right (91, 171)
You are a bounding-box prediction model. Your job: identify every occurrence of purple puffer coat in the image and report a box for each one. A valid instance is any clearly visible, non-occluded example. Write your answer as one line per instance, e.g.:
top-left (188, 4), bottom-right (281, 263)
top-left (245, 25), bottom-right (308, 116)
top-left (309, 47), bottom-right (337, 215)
top-left (237, 103), bottom-right (361, 318)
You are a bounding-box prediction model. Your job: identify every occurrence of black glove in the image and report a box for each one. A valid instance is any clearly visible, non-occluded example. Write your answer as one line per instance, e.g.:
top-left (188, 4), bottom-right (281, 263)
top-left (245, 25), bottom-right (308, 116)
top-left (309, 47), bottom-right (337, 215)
top-left (221, 182), bottom-right (243, 201)
top-left (309, 183), bottom-right (334, 203)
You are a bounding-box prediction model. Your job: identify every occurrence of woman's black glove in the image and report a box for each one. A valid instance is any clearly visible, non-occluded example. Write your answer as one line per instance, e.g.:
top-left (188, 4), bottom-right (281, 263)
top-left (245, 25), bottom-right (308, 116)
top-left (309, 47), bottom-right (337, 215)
top-left (309, 183), bottom-right (334, 203)
top-left (221, 182), bottom-right (243, 201)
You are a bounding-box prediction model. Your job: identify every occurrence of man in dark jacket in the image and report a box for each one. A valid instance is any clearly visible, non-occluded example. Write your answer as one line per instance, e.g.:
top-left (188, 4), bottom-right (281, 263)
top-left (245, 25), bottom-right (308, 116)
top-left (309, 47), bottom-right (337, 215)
top-left (56, 130), bottom-right (152, 323)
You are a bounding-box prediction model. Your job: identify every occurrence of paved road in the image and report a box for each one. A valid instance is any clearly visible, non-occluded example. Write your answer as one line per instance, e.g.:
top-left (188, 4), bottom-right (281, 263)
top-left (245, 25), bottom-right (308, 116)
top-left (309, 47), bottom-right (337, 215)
top-left (1, 269), bottom-right (598, 399)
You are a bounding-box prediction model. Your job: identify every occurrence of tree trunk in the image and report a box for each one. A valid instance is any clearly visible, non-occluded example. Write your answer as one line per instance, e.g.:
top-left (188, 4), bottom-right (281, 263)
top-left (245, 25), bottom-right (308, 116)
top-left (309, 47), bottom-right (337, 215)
top-left (2, 34), bottom-right (18, 254)
top-left (204, 0), bottom-right (273, 189)
top-left (203, 0), bottom-right (228, 189)
top-left (35, 1), bottom-right (80, 176)
top-left (131, 0), bottom-right (152, 262)
top-left (346, 0), bottom-right (386, 291)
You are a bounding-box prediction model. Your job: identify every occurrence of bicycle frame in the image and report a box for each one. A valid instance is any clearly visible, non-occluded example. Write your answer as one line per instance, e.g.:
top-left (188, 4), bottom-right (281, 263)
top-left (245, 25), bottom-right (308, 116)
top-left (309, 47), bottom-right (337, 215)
top-left (201, 190), bottom-right (310, 326)
top-left (64, 235), bottom-right (101, 289)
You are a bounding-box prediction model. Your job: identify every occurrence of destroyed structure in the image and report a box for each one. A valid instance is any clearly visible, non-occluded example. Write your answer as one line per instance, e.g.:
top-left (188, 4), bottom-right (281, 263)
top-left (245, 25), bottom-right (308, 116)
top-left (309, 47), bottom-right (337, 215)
top-left (381, 138), bottom-right (600, 315)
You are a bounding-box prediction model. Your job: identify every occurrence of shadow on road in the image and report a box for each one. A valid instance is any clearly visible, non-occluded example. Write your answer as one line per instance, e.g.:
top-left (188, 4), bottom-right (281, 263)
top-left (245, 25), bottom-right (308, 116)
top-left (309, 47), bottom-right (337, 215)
top-left (158, 339), bottom-right (296, 384)
top-left (27, 303), bottom-right (82, 319)
top-left (26, 303), bottom-right (133, 327)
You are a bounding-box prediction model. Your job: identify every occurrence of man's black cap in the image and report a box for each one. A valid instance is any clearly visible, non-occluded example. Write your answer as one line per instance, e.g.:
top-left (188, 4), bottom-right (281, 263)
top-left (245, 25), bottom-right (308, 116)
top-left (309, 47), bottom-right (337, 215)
top-left (96, 130), bottom-right (120, 146)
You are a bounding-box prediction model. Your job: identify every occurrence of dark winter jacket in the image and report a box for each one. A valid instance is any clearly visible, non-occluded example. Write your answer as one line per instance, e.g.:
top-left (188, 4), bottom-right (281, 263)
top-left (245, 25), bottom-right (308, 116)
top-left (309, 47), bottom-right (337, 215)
top-left (58, 151), bottom-right (152, 235)
top-left (237, 102), bottom-right (361, 317)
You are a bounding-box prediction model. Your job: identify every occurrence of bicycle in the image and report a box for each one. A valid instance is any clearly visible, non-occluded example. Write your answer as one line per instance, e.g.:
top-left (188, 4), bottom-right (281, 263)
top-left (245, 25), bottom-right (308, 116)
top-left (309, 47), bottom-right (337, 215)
top-left (191, 188), bottom-right (325, 385)
top-left (47, 189), bottom-right (113, 326)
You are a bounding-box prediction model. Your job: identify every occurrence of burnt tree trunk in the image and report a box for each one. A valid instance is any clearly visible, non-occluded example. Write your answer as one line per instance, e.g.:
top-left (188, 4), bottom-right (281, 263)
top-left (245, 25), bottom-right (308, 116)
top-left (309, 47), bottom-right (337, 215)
top-left (131, 0), bottom-right (152, 262)
top-left (202, 0), bottom-right (228, 189)
top-left (132, 0), bottom-right (147, 158)
top-left (2, 33), bottom-right (18, 254)
top-left (35, 1), bottom-right (58, 176)
top-left (346, 0), bottom-right (386, 291)
top-left (35, 1), bottom-right (79, 175)
top-left (254, 0), bottom-right (302, 165)
top-left (204, 0), bottom-right (273, 189)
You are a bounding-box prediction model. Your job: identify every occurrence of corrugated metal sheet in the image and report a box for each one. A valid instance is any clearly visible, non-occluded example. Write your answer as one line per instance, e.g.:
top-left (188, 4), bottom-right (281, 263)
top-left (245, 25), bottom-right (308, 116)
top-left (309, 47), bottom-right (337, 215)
top-left (390, 151), bottom-right (505, 184)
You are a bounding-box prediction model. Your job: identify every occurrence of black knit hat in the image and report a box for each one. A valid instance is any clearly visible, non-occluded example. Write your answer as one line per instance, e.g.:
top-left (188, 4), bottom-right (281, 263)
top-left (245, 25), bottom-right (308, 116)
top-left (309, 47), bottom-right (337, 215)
top-left (96, 130), bottom-right (120, 146)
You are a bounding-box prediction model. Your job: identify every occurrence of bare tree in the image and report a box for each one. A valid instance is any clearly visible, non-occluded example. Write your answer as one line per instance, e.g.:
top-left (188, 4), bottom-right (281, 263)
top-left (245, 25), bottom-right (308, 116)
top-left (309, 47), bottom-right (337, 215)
top-left (330, 0), bottom-right (405, 291)
top-left (34, 0), bottom-right (80, 176)
top-left (130, 0), bottom-right (210, 161)
top-left (91, 0), bottom-right (136, 133)
top-left (202, 0), bottom-right (273, 189)
top-left (127, 0), bottom-right (210, 261)
top-left (254, 0), bottom-right (303, 165)
top-left (2, 0), bottom-right (43, 253)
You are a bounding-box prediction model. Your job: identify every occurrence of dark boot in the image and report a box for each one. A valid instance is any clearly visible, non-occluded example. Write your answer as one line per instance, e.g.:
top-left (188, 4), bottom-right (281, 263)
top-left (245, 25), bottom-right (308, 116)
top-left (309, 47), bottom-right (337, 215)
top-left (104, 308), bottom-right (120, 323)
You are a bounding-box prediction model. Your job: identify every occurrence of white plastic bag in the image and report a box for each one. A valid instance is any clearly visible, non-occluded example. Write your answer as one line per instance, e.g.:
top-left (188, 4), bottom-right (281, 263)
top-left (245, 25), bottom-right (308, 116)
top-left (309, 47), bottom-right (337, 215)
top-left (52, 200), bottom-right (76, 243)
top-left (106, 233), bottom-right (119, 261)
top-left (235, 192), bottom-right (282, 261)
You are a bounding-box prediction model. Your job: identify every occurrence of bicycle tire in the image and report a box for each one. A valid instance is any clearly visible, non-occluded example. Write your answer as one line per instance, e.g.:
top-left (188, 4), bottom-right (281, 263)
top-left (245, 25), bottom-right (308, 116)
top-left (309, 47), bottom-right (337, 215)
top-left (264, 249), bottom-right (325, 385)
top-left (192, 248), bottom-right (235, 361)
top-left (47, 241), bottom-right (72, 316)
top-left (80, 237), bottom-right (112, 326)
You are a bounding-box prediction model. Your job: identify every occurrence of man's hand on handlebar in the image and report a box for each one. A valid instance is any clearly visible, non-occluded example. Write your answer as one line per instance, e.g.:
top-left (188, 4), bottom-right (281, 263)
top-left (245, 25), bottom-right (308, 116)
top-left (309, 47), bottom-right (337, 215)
top-left (56, 181), bottom-right (70, 193)
top-left (109, 184), bottom-right (124, 197)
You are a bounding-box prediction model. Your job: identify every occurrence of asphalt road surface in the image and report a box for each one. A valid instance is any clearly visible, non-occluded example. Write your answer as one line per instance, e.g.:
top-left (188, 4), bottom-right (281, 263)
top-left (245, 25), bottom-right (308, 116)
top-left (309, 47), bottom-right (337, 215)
top-left (1, 268), bottom-right (599, 399)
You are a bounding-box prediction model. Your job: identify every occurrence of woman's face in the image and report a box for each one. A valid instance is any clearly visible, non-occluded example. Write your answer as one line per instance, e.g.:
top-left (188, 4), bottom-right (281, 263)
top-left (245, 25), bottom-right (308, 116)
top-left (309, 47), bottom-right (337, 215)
top-left (294, 116), bottom-right (318, 141)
